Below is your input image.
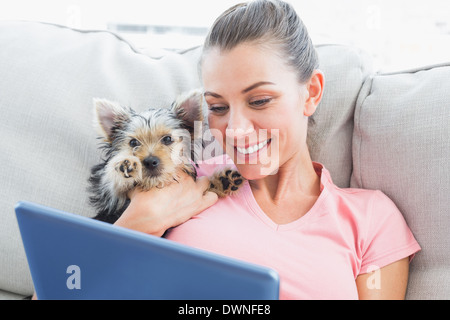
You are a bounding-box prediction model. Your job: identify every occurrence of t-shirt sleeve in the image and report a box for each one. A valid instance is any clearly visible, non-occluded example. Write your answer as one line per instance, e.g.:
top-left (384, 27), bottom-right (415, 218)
top-left (359, 190), bottom-right (421, 275)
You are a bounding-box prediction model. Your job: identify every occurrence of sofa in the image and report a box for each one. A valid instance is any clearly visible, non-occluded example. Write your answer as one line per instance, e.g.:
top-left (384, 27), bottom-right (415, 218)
top-left (0, 21), bottom-right (448, 300)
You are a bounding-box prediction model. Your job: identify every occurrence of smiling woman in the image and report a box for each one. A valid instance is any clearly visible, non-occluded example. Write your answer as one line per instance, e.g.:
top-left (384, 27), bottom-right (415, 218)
top-left (113, 0), bottom-right (421, 300)
top-left (201, 43), bottom-right (323, 180)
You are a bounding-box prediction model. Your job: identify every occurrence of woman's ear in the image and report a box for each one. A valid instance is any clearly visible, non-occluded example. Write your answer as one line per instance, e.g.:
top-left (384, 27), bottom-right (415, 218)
top-left (303, 70), bottom-right (324, 117)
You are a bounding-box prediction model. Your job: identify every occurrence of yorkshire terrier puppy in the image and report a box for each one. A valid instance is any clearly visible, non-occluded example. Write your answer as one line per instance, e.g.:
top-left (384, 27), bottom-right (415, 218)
top-left (88, 90), bottom-right (244, 223)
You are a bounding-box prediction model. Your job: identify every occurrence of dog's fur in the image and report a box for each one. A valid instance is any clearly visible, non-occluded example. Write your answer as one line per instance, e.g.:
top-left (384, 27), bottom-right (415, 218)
top-left (88, 90), bottom-right (244, 223)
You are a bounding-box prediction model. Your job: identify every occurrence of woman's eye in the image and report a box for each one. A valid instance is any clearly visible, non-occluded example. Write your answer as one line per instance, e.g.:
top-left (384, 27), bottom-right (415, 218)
top-left (129, 139), bottom-right (141, 148)
top-left (249, 98), bottom-right (272, 107)
top-left (208, 105), bottom-right (229, 114)
top-left (162, 135), bottom-right (174, 145)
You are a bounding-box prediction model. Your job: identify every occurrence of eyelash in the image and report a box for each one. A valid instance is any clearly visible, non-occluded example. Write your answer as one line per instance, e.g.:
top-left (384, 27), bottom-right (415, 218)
top-left (249, 98), bottom-right (272, 107)
top-left (208, 98), bottom-right (272, 114)
top-left (208, 105), bottom-right (228, 114)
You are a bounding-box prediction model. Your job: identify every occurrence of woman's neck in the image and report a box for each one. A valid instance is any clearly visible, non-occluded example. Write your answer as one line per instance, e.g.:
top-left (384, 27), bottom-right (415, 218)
top-left (248, 148), bottom-right (321, 224)
top-left (250, 148), bottom-right (320, 200)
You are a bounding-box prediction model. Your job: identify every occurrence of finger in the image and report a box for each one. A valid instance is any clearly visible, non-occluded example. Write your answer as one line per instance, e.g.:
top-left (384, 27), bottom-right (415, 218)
top-left (196, 176), bottom-right (212, 192)
top-left (199, 191), bottom-right (219, 211)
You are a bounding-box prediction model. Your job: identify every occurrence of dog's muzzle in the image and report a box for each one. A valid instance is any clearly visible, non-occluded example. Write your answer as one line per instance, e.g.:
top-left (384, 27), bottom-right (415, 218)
top-left (143, 156), bottom-right (160, 170)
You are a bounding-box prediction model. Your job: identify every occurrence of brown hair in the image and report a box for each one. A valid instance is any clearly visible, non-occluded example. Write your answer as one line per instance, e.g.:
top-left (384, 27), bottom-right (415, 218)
top-left (202, 0), bottom-right (319, 83)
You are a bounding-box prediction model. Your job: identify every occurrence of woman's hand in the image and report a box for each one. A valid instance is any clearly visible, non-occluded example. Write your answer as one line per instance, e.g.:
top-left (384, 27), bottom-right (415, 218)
top-left (114, 174), bottom-right (218, 237)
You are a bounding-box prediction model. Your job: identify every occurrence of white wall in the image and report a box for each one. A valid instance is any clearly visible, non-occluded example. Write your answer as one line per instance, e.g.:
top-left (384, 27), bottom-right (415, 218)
top-left (1, 0), bottom-right (449, 72)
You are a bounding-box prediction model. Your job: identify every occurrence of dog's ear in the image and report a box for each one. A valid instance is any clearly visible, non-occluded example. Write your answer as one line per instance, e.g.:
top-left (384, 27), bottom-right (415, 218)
top-left (171, 89), bottom-right (204, 134)
top-left (93, 98), bottom-right (131, 142)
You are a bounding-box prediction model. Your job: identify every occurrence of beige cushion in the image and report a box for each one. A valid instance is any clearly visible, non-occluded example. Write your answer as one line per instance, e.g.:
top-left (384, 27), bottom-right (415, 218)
top-left (309, 44), bottom-right (373, 187)
top-left (351, 64), bottom-right (450, 299)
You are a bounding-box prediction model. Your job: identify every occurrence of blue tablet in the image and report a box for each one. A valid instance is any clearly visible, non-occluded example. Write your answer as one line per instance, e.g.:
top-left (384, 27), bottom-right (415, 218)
top-left (15, 201), bottom-right (279, 300)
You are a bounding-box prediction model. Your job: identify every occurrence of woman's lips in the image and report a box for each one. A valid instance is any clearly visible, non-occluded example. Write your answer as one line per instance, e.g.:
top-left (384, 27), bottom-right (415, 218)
top-left (235, 139), bottom-right (271, 155)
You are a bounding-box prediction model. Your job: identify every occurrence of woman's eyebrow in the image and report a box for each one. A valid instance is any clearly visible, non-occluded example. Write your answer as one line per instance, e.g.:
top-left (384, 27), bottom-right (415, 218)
top-left (242, 81), bottom-right (275, 93)
top-left (204, 81), bottom-right (275, 99)
top-left (204, 91), bottom-right (222, 98)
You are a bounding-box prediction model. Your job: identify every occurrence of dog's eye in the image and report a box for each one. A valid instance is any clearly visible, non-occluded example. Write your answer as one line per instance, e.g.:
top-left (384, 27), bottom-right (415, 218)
top-left (129, 139), bottom-right (141, 148)
top-left (161, 135), bottom-right (174, 146)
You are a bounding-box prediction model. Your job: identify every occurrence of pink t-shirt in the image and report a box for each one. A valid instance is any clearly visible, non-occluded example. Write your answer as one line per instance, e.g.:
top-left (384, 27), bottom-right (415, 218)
top-left (165, 155), bottom-right (421, 299)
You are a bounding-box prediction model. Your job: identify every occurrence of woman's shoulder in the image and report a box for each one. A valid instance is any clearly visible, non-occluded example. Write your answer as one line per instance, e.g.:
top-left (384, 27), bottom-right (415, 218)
top-left (319, 164), bottom-right (401, 222)
top-left (331, 185), bottom-right (397, 220)
top-left (317, 163), bottom-right (380, 209)
top-left (333, 185), bottom-right (397, 215)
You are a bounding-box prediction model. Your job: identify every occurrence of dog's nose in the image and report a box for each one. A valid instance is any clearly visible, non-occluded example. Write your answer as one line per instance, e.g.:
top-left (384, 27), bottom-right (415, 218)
top-left (143, 156), bottom-right (160, 169)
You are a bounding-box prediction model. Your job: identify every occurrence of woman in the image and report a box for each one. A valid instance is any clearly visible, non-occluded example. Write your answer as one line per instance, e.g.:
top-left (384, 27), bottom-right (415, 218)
top-left (116, 0), bottom-right (420, 299)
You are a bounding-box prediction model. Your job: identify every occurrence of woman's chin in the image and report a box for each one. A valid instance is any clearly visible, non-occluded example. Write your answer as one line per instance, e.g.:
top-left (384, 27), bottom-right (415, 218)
top-left (234, 161), bottom-right (280, 181)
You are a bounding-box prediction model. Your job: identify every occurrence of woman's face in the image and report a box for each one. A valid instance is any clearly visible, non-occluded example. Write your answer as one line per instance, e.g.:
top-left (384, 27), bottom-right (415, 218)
top-left (201, 43), bottom-right (321, 180)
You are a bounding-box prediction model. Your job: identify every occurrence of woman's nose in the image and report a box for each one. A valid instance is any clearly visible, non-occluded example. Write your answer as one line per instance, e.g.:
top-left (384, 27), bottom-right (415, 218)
top-left (226, 109), bottom-right (254, 139)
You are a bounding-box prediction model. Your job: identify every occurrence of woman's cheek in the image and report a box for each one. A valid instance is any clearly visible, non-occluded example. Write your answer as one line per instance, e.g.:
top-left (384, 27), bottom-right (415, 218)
top-left (208, 114), bottom-right (224, 138)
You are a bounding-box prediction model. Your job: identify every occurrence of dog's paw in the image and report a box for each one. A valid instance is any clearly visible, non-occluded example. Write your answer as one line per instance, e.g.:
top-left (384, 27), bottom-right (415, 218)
top-left (115, 158), bottom-right (141, 179)
top-left (208, 168), bottom-right (245, 198)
